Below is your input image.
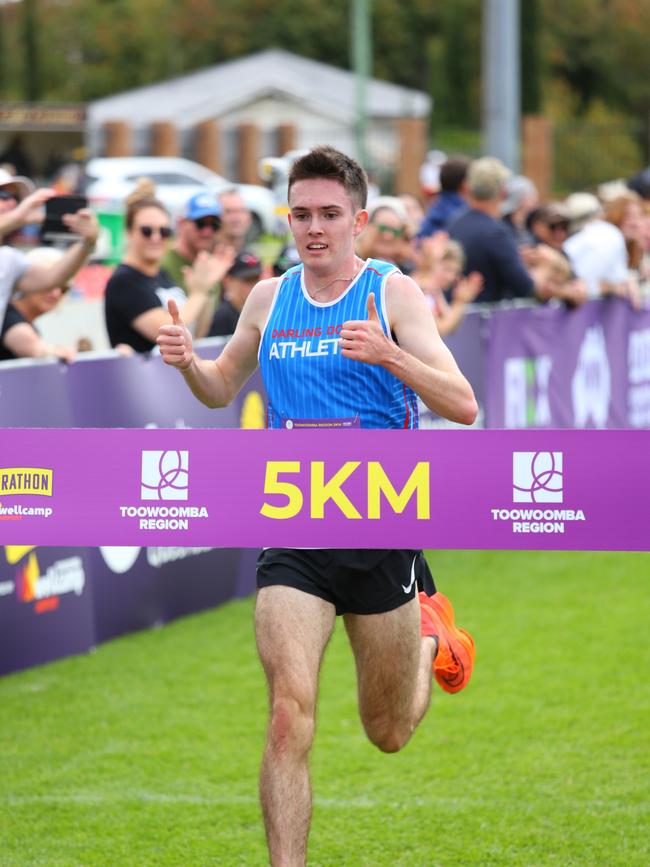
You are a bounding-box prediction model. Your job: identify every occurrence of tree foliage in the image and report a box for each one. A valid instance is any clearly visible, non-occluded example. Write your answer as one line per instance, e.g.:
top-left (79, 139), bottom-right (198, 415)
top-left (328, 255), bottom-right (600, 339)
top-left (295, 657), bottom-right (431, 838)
top-left (0, 0), bottom-right (647, 153)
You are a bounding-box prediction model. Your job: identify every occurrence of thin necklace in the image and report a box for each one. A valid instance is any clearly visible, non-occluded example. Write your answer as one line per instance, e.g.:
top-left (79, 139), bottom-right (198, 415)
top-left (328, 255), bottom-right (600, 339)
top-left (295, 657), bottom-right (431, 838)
top-left (309, 257), bottom-right (364, 298)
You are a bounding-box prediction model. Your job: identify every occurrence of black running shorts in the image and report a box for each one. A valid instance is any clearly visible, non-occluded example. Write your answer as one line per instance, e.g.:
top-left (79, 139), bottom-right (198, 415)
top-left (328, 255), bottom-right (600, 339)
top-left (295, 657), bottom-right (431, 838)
top-left (256, 548), bottom-right (436, 615)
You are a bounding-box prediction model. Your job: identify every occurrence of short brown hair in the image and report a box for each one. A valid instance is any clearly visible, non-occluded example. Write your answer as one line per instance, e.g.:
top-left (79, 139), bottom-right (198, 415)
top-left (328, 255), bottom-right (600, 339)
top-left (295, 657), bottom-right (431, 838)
top-left (440, 156), bottom-right (471, 193)
top-left (288, 146), bottom-right (368, 211)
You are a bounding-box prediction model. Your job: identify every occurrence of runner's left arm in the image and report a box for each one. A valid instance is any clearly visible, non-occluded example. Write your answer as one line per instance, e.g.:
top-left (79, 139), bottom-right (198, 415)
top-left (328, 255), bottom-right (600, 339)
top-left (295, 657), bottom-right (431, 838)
top-left (339, 272), bottom-right (477, 425)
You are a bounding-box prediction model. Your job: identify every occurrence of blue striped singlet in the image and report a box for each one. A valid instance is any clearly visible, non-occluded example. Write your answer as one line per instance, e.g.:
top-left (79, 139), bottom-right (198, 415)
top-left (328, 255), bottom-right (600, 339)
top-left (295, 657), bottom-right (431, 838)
top-left (258, 258), bottom-right (419, 429)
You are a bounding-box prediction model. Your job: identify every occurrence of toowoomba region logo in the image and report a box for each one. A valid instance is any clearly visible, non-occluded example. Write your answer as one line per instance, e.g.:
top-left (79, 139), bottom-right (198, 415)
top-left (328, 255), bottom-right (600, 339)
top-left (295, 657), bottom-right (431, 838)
top-left (118, 450), bottom-right (210, 531)
top-left (490, 451), bottom-right (586, 535)
top-left (513, 451), bottom-right (563, 503)
top-left (141, 450), bottom-right (189, 501)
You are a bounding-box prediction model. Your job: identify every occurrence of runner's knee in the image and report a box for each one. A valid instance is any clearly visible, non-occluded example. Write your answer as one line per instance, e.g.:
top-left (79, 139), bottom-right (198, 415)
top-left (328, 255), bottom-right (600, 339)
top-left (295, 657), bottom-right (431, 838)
top-left (268, 694), bottom-right (315, 757)
top-left (361, 713), bottom-right (411, 754)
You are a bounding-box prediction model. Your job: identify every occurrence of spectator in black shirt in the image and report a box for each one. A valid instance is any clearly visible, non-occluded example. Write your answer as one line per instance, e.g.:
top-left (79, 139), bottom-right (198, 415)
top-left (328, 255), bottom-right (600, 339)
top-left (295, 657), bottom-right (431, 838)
top-left (104, 180), bottom-right (213, 353)
top-left (449, 157), bottom-right (554, 303)
top-left (208, 251), bottom-right (263, 337)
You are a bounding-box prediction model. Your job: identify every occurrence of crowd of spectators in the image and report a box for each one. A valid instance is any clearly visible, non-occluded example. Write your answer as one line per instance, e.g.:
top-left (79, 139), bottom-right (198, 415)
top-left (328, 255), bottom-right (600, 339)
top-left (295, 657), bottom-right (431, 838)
top-left (413, 152), bottom-right (650, 319)
top-left (1, 150), bottom-right (650, 364)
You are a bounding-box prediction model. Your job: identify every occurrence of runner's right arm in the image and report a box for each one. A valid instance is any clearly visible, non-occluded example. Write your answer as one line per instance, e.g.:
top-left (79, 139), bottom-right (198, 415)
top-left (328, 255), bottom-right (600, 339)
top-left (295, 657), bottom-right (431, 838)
top-left (157, 277), bottom-right (277, 408)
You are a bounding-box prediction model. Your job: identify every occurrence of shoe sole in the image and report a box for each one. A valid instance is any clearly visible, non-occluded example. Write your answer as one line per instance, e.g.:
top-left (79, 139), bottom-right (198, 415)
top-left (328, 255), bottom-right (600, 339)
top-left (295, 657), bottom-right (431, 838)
top-left (422, 593), bottom-right (475, 693)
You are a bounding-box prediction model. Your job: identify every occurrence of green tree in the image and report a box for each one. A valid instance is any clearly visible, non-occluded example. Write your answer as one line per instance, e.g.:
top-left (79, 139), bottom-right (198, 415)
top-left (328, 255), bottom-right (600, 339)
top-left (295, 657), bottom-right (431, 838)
top-left (521, 0), bottom-right (542, 114)
top-left (22, 0), bottom-right (42, 100)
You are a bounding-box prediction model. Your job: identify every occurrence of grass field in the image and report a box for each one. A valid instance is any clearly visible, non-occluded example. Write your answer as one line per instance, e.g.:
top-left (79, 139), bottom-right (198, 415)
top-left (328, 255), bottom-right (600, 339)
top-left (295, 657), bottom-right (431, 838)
top-left (1, 550), bottom-right (648, 866)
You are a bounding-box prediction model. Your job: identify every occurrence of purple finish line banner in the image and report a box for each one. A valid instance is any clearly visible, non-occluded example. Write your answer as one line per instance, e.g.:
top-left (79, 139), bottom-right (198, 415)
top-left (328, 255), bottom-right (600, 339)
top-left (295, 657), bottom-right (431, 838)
top-left (0, 429), bottom-right (648, 551)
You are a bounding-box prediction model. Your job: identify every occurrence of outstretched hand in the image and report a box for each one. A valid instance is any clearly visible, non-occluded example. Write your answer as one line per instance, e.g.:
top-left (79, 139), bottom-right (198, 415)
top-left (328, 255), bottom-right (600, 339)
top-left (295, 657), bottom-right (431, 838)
top-left (14, 187), bottom-right (55, 226)
top-left (62, 207), bottom-right (99, 244)
top-left (184, 246), bottom-right (236, 295)
top-left (339, 292), bottom-right (394, 366)
top-left (157, 299), bottom-right (194, 370)
top-left (452, 271), bottom-right (483, 304)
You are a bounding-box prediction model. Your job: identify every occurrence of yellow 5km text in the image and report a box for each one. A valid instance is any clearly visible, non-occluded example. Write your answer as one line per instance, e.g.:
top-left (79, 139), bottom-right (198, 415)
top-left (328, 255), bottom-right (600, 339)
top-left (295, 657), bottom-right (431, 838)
top-left (260, 461), bottom-right (430, 520)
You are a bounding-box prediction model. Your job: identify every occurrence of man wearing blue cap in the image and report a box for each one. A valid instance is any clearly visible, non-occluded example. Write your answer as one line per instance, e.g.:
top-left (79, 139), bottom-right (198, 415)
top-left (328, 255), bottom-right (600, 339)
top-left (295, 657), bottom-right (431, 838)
top-left (161, 191), bottom-right (235, 291)
top-left (161, 191), bottom-right (237, 336)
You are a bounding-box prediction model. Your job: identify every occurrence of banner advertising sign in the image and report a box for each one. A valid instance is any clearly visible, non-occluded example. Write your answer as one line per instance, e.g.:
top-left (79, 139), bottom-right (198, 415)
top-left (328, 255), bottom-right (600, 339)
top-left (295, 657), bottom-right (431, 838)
top-left (0, 546), bottom-right (95, 676)
top-left (0, 342), bottom-right (266, 673)
top-left (88, 545), bottom-right (256, 644)
top-left (419, 310), bottom-right (486, 428)
top-left (1, 428), bottom-right (648, 552)
top-left (485, 298), bottom-right (650, 429)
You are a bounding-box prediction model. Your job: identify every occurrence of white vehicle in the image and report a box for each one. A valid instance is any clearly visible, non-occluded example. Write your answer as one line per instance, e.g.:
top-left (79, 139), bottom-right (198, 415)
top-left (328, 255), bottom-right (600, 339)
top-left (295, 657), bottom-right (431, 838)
top-left (258, 149), bottom-right (309, 222)
top-left (84, 156), bottom-right (277, 237)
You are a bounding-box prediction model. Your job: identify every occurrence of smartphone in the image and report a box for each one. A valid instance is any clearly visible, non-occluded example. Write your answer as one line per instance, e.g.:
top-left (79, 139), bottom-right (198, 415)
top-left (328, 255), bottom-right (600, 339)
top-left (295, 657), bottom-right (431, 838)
top-left (41, 194), bottom-right (88, 240)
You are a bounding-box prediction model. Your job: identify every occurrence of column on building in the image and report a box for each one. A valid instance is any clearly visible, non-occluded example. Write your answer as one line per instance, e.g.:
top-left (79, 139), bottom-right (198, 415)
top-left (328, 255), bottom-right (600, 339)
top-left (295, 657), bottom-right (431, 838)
top-left (102, 121), bottom-right (132, 157)
top-left (150, 122), bottom-right (179, 157)
top-left (237, 123), bottom-right (261, 184)
top-left (522, 115), bottom-right (553, 202)
top-left (193, 120), bottom-right (222, 174)
top-left (395, 118), bottom-right (427, 197)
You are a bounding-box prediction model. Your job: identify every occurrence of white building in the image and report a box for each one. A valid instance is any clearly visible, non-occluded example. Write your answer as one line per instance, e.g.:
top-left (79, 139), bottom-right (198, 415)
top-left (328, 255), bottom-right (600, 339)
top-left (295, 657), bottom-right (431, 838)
top-left (87, 48), bottom-right (431, 184)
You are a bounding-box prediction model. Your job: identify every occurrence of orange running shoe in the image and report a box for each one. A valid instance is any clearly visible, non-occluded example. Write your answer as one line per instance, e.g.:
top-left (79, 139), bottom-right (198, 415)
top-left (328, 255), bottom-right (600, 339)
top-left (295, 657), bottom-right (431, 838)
top-left (419, 591), bottom-right (475, 693)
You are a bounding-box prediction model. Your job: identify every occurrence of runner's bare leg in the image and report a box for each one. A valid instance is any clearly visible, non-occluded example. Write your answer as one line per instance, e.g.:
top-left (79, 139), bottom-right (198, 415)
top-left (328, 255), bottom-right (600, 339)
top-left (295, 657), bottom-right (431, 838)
top-left (344, 595), bottom-right (436, 752)
top-left (256, 585), bottom-right (336, 867)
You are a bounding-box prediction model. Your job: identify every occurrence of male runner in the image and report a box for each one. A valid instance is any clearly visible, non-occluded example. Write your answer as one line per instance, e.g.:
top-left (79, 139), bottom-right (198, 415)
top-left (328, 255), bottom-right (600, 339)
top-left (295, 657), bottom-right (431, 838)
top-left (158, 146), bottom-right (478, 867)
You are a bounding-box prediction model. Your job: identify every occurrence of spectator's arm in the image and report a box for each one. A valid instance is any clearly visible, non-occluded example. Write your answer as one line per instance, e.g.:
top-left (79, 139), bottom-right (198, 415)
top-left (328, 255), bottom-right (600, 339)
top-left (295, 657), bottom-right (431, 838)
top-left (186, 248), bottom-right (235, 338)
top-left (434, 272), bottom-right (483, 336)
top-left (131, 287), bottom-right (211, 343)
top-left (0, 188), bottom-right (54, 238)
top-left (2, 322), bottom-right (75, 362)
top-left (16, 209), bottom-right (99, 294)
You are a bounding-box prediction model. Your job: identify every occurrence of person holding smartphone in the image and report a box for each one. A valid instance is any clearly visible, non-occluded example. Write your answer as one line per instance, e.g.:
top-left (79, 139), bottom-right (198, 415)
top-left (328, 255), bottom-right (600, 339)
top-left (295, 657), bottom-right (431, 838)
top-left (103, 180), bottom-right (215, 353)
top-left (0, 182), bottom-right (98, 332)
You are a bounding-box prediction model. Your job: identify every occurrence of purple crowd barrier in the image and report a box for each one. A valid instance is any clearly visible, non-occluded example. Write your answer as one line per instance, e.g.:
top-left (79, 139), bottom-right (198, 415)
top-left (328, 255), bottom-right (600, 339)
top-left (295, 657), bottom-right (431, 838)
top-left (0, 340), bottom-right (264, 674)
top-left (485, 298), bottom-right (650, 428)
top-left (1, 299), bottom-right (648, 677)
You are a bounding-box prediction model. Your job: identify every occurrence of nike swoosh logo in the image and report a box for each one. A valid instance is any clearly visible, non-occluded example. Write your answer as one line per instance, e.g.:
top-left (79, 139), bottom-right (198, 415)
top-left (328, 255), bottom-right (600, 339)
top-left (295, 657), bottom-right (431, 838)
top-left (402, 556), bottom-right (417, 594)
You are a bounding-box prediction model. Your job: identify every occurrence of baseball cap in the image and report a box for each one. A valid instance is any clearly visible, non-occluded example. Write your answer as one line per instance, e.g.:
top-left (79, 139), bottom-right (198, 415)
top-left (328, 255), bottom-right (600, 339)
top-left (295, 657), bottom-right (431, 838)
top-left (184, 191), bottom-right (221, 221)
top-left (540, 202), bottom-right (571, 224)
top-left (0, 167), bottom-right (34, 201)
top-left (367, 195), bottom-right (409, 224)
top-left (227, 251), bottom-right (263, 280)
top-left (565, 192), bottom-right (602, 230)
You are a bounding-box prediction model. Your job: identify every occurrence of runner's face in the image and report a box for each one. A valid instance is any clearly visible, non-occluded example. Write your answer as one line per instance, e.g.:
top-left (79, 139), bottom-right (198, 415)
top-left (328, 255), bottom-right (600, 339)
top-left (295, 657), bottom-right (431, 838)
top-left (288, 178), bottom-right (367, 275)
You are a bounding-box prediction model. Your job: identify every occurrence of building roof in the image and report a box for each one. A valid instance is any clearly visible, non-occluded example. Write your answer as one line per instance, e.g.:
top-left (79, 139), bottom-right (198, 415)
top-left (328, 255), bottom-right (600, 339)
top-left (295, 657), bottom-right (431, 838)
top-left (88, 48), bottom-right (430, 128)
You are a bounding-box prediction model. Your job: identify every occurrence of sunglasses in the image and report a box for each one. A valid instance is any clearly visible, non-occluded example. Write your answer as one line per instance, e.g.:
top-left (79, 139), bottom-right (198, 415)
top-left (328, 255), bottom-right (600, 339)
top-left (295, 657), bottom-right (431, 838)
top-left (548, 221), bottom-right (569, 231)
top-left (138, 225), bottom-right (172, 239)
top-left (0, 189), bottom-right (17, 201)
top-left (375, 223), bottom-right (404, 238)
top-left (194, 217), bottom-right (221, 231)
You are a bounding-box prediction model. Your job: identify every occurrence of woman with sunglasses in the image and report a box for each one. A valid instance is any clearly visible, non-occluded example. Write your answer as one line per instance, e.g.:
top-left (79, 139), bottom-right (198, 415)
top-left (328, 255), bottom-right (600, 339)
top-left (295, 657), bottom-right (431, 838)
top-left (356, 198), bottom-right (415, 274)
top-left (104, 180), bottom-right (212, 353)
